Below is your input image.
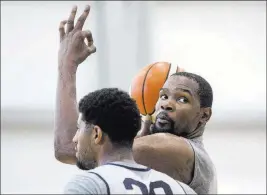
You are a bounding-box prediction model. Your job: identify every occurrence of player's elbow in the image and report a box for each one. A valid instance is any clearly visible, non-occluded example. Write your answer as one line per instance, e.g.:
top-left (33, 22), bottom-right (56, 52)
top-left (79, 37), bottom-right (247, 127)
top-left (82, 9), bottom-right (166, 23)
top-left (54, 129), bottom-right (77, 164)
top-left (54, 144), bottom-right (77, 165)
top-left (55, 150), bottom-right (77, 165)
top-left (54, 150), bottom-right (65, 163)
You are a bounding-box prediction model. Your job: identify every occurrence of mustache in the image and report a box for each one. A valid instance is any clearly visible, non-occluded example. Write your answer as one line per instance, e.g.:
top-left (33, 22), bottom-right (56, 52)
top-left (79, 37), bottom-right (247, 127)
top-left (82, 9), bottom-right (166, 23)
top-left (156, 112), bottom-right (173, 123)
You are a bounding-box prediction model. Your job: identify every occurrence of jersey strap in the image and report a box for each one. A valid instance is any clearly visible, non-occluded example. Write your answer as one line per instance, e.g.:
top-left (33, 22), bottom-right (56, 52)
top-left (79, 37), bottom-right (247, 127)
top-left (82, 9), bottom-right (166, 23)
top-left (105, 162), bottom-right (151, 172)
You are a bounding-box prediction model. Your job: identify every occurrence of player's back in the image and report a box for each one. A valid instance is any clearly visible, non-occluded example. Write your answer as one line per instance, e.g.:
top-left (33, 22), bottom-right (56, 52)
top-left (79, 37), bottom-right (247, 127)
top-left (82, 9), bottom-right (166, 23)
top-left (64, 161), bottom-right (196, 194)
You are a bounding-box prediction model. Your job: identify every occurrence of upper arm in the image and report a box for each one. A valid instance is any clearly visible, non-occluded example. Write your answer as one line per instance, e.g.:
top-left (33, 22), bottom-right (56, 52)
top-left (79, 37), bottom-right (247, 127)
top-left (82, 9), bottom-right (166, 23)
top-left (64, 173), bottom-right (107, 194)
top-left (133, 133), bottom-right (194, 184)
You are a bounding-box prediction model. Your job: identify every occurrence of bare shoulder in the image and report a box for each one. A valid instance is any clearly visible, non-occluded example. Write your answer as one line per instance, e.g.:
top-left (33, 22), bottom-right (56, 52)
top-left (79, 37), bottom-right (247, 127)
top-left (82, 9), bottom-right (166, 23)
top-left (133, 133), bottom-right (194, 184)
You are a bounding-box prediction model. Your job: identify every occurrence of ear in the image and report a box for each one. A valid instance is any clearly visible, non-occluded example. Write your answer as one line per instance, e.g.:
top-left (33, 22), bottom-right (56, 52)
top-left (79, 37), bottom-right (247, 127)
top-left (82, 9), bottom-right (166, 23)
top-left (93, 125), bottom-right (103, 145)
top-left (200, 107), bottom-right (212, 125)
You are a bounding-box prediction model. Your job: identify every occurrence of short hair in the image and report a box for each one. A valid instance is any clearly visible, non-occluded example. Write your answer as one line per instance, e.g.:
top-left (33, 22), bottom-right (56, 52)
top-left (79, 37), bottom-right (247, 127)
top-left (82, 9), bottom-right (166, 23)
top-left (171, 72), bottom-right (213, 107)
top-left (78, 88), bottom-right (141, 147)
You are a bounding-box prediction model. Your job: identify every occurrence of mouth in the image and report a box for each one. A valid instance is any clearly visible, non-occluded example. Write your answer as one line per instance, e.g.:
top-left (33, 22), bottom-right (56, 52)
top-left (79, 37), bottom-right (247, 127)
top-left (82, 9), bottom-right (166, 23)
top-left (154, 112), bottom-right (173, 127)
top-left (151, 112), bottom-right (175, 134)
top-left (157, 118), bottom-right (170, 124)
top-left (156, 112), bottom-right (171, 122)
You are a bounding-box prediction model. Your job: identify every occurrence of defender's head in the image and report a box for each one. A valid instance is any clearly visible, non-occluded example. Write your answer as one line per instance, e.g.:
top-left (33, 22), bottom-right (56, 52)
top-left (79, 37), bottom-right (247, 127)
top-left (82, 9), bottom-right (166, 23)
top-left (73, 88), bottom-right (141, 170)
top-left (151, 72), bottom-right (213, 137)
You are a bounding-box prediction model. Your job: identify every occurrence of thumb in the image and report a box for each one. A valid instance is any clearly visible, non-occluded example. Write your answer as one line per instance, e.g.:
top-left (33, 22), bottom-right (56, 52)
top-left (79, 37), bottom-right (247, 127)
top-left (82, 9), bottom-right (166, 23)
top-left (177, 66), bottom-right (185, 72)
top-left (135, 115), bottom-right (152, 138)
top-left (138, 115), bottom-right (152, 137)
top-left (142, 115), bottom-right (152, 130)
top-left (83, 45), bottom-right (96, 57)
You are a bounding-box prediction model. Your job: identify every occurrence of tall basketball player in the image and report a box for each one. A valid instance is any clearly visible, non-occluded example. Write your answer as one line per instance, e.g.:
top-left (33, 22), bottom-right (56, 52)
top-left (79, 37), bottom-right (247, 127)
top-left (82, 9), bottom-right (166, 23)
top-left (64, 88), bottom-right (196, 194)
top-left (55, 5), bottom-right (217, 194)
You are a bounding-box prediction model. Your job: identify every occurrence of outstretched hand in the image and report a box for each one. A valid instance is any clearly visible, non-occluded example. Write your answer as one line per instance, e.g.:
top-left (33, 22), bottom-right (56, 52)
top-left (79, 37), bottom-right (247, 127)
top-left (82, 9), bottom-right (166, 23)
top-left (58, 5), bottom-right (96, 68)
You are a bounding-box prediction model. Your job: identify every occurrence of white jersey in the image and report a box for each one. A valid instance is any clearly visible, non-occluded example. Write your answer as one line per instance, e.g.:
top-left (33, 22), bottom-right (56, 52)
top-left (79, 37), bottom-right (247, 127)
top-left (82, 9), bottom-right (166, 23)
top-left (64, 161), bottom-right (196, 194)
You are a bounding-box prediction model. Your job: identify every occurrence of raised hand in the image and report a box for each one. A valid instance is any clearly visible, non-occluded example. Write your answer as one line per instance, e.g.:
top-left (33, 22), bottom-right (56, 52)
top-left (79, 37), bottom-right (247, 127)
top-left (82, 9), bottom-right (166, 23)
top-left (58, 5), bottom-right (96, 69)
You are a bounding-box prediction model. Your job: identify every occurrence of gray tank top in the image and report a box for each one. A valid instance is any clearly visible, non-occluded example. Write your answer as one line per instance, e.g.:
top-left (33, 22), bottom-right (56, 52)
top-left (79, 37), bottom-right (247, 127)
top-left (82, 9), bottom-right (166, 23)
top-left (184, 136), bottom-right (217, 194)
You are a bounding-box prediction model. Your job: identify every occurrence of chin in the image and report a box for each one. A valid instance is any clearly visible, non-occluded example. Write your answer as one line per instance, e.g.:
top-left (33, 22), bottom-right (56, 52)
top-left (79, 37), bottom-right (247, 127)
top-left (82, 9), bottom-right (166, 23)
top-left (76, 159), bottom-right (97, 170)
top-left (150, 123), bottom-right (174, 134)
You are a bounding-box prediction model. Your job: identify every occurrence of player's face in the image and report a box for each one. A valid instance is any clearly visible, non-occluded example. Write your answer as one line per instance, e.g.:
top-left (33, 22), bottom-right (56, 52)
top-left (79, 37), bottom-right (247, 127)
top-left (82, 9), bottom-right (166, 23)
top-left (73, 114), bottom-right (97, 170)
top-left (151, 76), bottom-right (203, 136)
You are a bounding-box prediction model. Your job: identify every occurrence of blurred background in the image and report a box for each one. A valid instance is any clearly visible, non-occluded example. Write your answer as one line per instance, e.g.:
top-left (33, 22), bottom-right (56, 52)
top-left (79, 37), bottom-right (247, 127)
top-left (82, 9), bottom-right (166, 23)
top-left (1, 1), bottom-right (266, 194)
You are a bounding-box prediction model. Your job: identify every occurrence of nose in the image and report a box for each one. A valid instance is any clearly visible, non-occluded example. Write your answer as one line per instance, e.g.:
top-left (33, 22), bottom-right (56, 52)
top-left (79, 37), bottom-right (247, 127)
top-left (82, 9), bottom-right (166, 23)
top-left (160, 100), bottom-right (175, 112)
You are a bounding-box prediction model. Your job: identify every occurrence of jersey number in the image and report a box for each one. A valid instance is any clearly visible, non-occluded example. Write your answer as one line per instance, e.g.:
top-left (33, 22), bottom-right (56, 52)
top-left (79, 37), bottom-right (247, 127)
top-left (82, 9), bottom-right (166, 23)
top-left (123, 178), bottom-right (173, 194)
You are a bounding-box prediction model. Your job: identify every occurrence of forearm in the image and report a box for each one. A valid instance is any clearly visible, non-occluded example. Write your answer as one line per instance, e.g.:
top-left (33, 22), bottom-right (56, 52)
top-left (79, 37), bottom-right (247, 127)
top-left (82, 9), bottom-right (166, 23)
top-left (54, 62), bottom-right (78, 164)
top-left (55, 4), bottom-right (96, 164)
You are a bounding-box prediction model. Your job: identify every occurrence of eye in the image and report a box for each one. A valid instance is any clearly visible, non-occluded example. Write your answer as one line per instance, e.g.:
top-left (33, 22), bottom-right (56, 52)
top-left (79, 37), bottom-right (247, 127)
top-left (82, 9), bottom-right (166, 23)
top-left (160, 94), bottom-right (168, 100)
top-left (177, 97), bottom-right (189, 103)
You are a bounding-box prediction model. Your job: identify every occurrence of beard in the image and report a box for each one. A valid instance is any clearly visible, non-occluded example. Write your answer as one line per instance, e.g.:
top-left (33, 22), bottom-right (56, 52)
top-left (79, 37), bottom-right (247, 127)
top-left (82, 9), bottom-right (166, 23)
top-left (76, 158), bottom-right (97, 170)
top-left (150, 112), bottom-right (175, 134)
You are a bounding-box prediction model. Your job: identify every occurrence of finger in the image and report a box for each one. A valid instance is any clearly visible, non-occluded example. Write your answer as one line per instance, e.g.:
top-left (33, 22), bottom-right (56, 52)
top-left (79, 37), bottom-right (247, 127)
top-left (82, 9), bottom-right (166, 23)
top-left (74, 5), bottom-right (90, 30)
top-left (177, 66), bottom-right (185, 72)
top-left (59, 20), bottom-right (67, 42)
top-left (80, 30), bottom-right (92, 41)
top-left (81, 30), bottom-right (94, 47)
top-left (136, 115), bottom-right (152, 138)
top-left (83, 45), bottom-right (96, 57)
top-left (77, 30), bottom-right (96, 57)
top-left (66, 5), bottom-right (77, 33)
top-left (86, 34), bottom-right (94, 47)
top-left (88, 45), bottom-right (96, 54)
top-left (81, 30), bottom-right (96, 53)
top-left (142, 115), bottom-right (152, 131)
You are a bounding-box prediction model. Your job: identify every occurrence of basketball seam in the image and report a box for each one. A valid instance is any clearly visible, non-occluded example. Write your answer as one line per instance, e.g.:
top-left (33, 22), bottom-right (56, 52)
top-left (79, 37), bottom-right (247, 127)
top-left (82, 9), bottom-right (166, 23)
top-left (148, 109), bottom-right (156, 116)
top-left (142, 63), bottom-right (157, 115)
top-left (148, 63), bottom-right (171, 115)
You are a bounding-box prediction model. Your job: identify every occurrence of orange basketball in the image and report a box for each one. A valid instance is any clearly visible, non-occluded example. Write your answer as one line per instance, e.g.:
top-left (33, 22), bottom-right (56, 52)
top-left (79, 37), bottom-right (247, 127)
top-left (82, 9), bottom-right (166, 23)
top-left (129, 62), bottom-right (184, 118)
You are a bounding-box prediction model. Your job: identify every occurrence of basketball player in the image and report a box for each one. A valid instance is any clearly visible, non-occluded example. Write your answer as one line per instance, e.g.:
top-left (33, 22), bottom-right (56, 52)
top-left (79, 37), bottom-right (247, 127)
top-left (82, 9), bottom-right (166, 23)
top-left (63, 88), bottom-right (196, 194)
top-left (55, 5), bottom-right (217, 194)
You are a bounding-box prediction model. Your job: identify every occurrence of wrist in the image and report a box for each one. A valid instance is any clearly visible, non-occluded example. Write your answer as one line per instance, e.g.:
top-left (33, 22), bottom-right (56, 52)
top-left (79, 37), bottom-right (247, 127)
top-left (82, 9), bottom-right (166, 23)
top-left (58, 59), bottom-right (78, 75)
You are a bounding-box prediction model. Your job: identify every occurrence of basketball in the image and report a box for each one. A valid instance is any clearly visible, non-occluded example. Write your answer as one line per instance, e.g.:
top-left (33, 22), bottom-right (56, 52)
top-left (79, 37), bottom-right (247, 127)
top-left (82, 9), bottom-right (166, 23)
top-left (129, 62), bottom-right (184, 122)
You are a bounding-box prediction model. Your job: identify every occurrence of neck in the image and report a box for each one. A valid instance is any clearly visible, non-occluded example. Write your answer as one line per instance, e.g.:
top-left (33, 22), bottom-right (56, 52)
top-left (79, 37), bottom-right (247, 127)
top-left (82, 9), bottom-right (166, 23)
top-left (97, 143), bottom-right (135, 166)
top-left (185, 125), bottom-right (205, 139)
